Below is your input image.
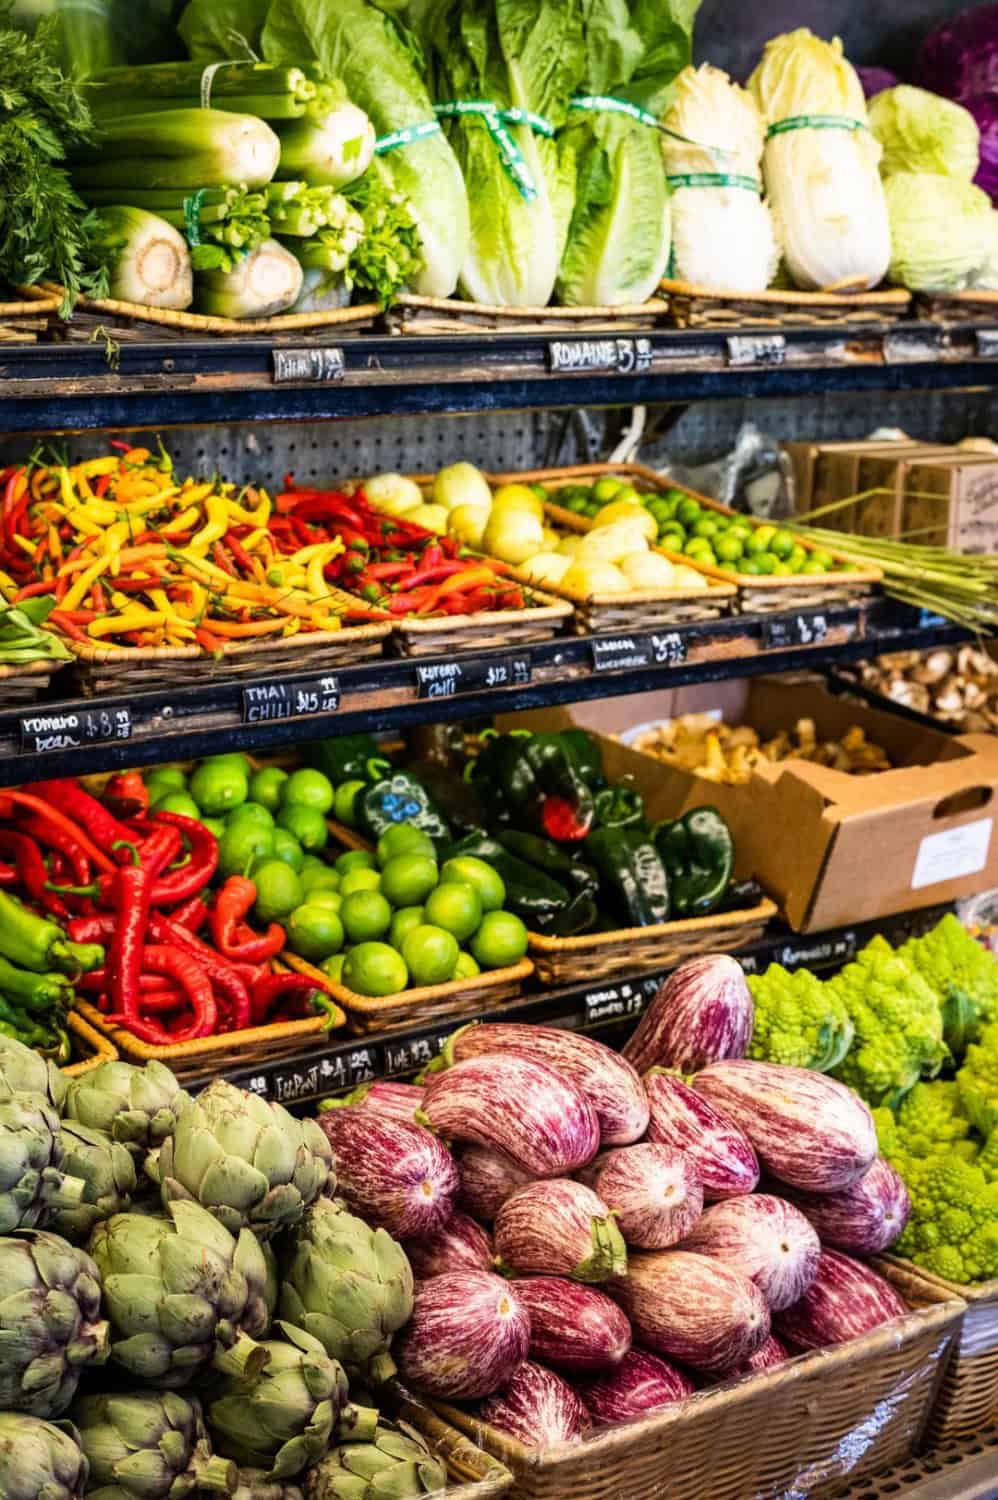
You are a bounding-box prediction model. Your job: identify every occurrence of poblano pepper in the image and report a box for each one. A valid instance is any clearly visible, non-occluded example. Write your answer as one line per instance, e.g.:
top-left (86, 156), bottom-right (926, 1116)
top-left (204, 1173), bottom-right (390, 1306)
top-left (357, 759), bottom-right (452, 849)
top-left (310, 733), bottom-right (381, 786)
top-left (594, 783), bottom-right (646, 829)
top-left (584, 826), bottom-right (671, 927)
top-left (447, 833), bottom-right (587, 934)
top-left (471, 731), bottom-right (597, 842)
top-left (653, 807), bottom-right (735, 918)
top-left (496, 830), bottom-right (599, 935)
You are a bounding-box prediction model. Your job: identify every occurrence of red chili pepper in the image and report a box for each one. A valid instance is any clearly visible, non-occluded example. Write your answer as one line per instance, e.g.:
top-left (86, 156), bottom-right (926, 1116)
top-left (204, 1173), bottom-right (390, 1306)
top-left (140, 945), bottom-right (217, 1039)
top-left (212, 541), bottom-right (238, 577)
top-left (106, 843), bottom-right (155, 1025)
top-left (170, 895), bottom-right (208, 932)
top-left (0, 791), bottom-right (117, 875)
top-left (249, 972), bottom-right (323, 1026)
top-left (47, 613), bottom-right (89, 643)
top-left (77, 969), bottom-right (185, 1001)
top-left (0, 863), bottom-right (17, 887)
top-left (210, 876), bottom-right (285, 964)
top-left (143, 811), bottom-right (218, 903)
top-left (67, 913), bottom-right (116, 944)
top-left (0, 829), bottom-right (66, 916)
top-left (150, 917), bottom-right (251, 1031)
top-left (139, 824), bottom-right (184, 879)
top-left (224, 530), bottom-right (255, 574)
top-left (364, 561), bottom-right (413, 581)
top-left (19, 815), bottom-right (91, 888)
top-left (395, 561), bottom-right (468, 591)
top-left (32, 781), bottom-right (136, 862)
top-left (12, 579), bottom-right (57, 603)
top-left (102, 771), bottom-right (149, 820)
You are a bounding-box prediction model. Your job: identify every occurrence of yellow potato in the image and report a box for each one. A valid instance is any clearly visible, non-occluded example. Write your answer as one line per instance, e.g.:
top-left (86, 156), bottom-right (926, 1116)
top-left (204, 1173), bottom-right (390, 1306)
top-left (449, 504), bottom-right (490, 548)
top-left (521, 552), bottom-right (571, 586)
top-left (409, 503), bottom-right (449, 534)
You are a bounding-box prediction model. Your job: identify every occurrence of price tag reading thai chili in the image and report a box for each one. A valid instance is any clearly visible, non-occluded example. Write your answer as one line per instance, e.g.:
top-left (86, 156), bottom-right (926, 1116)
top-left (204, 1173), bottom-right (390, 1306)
top-left (242, 675), bottom-right (340, 723)
top-left (19, 706), bottom-right (132, 754)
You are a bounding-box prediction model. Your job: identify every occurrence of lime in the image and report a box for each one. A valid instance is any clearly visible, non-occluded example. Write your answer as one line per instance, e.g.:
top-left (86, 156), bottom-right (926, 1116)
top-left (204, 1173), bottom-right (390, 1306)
top-left (218, 821), bottom-right (275, 879)
top-left (754, 553), bottom-right (777, 575)
top-left (377, 823), bottom-right (437, 867)
top-left (287, 906), bottom-right (344, 961)
top-left (715, 534), bottom-right (745, 565)
top-left (380, 853), bottom-right (439, 909)
top-left (249, 766), bottom-right (288, 812)
top-left (659, 528), bottom-right (686, 553)
top-left (471, 911), bottom-right (528, 969)
top-left (282, 768), bottom-right (335, 816)
top-left (593, 476), bottom-right (625, 504)
top-left (788, 546), bottom-right (808, 573)
top-left (333, 780), bottom-right (365, 828)
top-left (343, 942), bottom-right (408, 997)
top-left (190, 759), bottom-right (249, 816)
top-left (676, 498), bottom-right (702, 527)
top-left (753, 525), bottom-right (777, 550)
top-left (340, 867), bottom-right (381, 898)
top-left (453, 951), bottom-right (481, 980)
top-left (271, 828), bottom-right (305, 872)
top-left (341, 889), bottom-right (392, 943)
top-left (390, 905), bottom-right (425, 948)
top-left (745, 530), bottom-right (770, 557)
top-left (684, 536), bottom-right (714, 558)
top-left (810, 548), bottom-right (836, 571)
top-left (209, 752), bottom-right (252, 777)
top-left (301, 863), bottom-right (340, 896)
top-left (401, 924), bottom-right (459, 987)
top-left (277, 804), bottom-right (328, 853)
top-left (335, 849), bottom-right (377, 876)
top-left (424, 881), bottom-right (482, 943)
top-left (439, 856), bottom-right (505, 913)
top-left (307, 889), bottom-right (343, 914)
top-left (772, 561), bottom-right (793, 575)
top-left (321, 953), bottom-right (346, 983)
top-left (692, 517), bottom-right (720, 540)
top-left (252, 859), bottom-right (303, 922)
top-left (227, 802), bottom-right (274, 830)
top-left (151, 791), bottom-right (202, 820)
top-left (144, 766), bottom-right (186, 794)
top-left (738, 557), bottom-right (764, 575)
top-left (770, 529), bottom-right (796, 561)
top-left (801, 557), bottom-right (828, 575)
top-left (201, 817), bottom-right (226, 839)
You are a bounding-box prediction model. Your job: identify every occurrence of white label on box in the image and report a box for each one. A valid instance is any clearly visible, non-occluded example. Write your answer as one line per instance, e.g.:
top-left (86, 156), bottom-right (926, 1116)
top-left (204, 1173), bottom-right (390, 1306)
top-left (911, 817), bottom-right (994, 890)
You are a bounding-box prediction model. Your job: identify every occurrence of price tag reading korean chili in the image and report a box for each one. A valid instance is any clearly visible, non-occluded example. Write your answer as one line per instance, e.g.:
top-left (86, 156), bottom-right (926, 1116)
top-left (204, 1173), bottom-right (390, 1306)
top-left (20, 706), bottom-right (132, 754)
top-left (242, 675), bottom-right (340, 724)
top-left (415, 654), bottom-right (531, 699)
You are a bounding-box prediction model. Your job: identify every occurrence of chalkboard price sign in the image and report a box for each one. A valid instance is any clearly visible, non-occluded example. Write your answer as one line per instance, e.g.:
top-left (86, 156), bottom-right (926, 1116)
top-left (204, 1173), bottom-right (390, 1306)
top-left (20, 705), bottom-right (132, 754)
top-left (242, 675), bottom-right (341, 724)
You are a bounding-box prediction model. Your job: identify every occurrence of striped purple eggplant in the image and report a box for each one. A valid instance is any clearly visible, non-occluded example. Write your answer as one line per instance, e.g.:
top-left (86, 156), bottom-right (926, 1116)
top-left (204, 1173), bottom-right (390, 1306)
top-left (422, 1055), bottom-right (600, 1177)
top-left (440, 1023), bottom-right (649, 1146)
top-left (775, 1250), bottom-right (909, 1350)
top-left (404, 1211), bottom-right (494, 1280)
top-left (692, 1061), bottom-right (877, 1193)
top-left (612, 1251), bottom-right (770, 1374)
top-left (784, 1158), bottom-right (911, 1255)
top-left (319, 1109), bottom-right (458, 1240)
top-left (579, 1349), bottom-right (695, 1426)
top-left (623, 957), bottom-right (753, 1075)
top-left (590, 1144), bottom-right (703, 1250)
top-left (326, 1080), bottom-right (424, 1126)
top-left (495, 1179), bottom-right (628, 1283)
top-left (480, 1361), bottom-right (590, 1448)
top-left (731, 1333), bottom-right (790, 1377)
top-left (681, 1194), bottom-right (820, 1311)
top-left (457, 1146), bottom-right (532, 1222)
top-left (645, 1072), bottom-right (759, 1200)
top-left (515, 1278), bottom-right (632, 1374)
top-left (395, 1270), bottom-right (530, 1400)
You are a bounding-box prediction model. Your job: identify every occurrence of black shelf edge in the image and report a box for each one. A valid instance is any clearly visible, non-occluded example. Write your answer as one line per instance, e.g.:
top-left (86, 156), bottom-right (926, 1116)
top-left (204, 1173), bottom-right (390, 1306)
top-left (2, 599), bottom-right (971, 786)
top-left (2, 318), bottom-right (998, 431)
top-left (215, 903), bottom-right (950, 1107)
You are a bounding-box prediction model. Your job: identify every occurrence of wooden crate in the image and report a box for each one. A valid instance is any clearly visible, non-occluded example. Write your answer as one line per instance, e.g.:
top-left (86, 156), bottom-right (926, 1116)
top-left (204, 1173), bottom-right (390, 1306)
top-left (661, 277), bottom-right (911, 329)
top-left (0, 657), bottom-right (67, 707)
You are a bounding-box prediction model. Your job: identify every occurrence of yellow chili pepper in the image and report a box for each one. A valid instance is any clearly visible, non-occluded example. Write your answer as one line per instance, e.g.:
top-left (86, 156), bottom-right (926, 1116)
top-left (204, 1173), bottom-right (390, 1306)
top-left (62, 556), bottom-right (113, 612)
top-left (177, 553), bottom-right (237, 587)
top-left (88, 609), bottom-right (166, 639)
top-left (241, 527), bottom-right (270, 553)
top-left (77, 457), bottom-right (120, 479)
top-left (173, 581), bottom-right (207, 621)
top-left (160, 506), bottom-right (202, 537)
top-left (188, 495), bottom-right (230, 556)
top-left (226, 490), bottom-right (272, 527)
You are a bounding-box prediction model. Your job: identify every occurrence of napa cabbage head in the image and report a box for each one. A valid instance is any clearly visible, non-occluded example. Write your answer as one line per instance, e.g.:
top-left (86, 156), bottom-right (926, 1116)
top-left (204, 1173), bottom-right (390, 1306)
top-left (870, 85), bottom-right (980, 180)
top-left (885, 172), bottom-right (993, 291)
top-left (663, 63), bottom-right (779, 293)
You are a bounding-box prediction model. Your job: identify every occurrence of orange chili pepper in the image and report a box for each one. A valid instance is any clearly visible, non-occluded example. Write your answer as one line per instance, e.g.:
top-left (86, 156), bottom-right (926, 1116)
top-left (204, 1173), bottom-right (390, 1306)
top-left (203, 618), bottom-right (286, 639)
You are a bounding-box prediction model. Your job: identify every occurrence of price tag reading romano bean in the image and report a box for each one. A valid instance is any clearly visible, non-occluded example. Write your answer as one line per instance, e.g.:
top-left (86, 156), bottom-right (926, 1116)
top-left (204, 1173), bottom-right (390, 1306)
top-left (272, 347), bottom-right (345, 384)
top-left (242, 675), bottom-right (341, 724)
top-left (762, 612), bottom-right (829, 650)
top-left (725, 334), bottom-right (787, 368)
top-left (591, 632), bottom-right (688, 674)
top-left (415, 654), bottom-right (531, 700)
top-left (547, 337), bottom-right (653, 375)
top-left (20, 706), bottom-right (132, 754)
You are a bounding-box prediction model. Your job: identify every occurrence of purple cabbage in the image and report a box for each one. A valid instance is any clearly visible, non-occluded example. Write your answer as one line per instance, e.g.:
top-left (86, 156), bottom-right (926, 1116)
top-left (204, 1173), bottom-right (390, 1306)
top-left (964, 93), bottom-right (998, 199)
top-left (918, 5), bottom-right (998, 100)
top-left (858, 66), bottom-right (900, 99)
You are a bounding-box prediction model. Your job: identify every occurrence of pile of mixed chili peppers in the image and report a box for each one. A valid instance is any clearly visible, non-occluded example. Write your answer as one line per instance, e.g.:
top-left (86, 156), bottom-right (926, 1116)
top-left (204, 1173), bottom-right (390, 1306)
top-left (0, 775), bottom-right (329, 1049)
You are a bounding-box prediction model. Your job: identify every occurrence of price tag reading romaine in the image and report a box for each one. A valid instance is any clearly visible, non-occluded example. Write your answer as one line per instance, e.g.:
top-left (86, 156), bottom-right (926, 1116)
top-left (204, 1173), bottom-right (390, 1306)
top-left (272, 347), bottom-right (345, 384)
top-left (725, 334), bottom-right (786, 368)
top-left (762, 612), bottom-right (829, 650)
top-left (242, 675), bottom-right (340, 723)
top-left (20, 706), bottom-right (132, 754)
top-left (547, 338), bottom-right (653, 375)
top-left (416, 654), bottom-right (531, 699)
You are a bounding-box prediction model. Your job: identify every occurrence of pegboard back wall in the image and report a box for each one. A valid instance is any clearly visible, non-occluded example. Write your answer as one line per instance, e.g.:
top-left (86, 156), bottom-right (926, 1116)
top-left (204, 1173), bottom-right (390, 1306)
top-left (3, 386), bottom-right (998, 481)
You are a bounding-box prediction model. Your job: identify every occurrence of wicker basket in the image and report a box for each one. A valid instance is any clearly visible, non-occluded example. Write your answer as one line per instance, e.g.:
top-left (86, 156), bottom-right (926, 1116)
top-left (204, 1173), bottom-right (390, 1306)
top-left (73, 987), bottom-right (347, 1087)
top-left (69, 622), bottom-right (391, 696)
top-left (433, 1264), bottom-right (963, 1500)
top-left (62, 289), bottom-right (381, 339)
top-left (0, 285), bottom-right (62, 343)
top-left (391, 588), bottom-right (573, 658)
top-left (915, 289), bottom-right (998, 324)
top-left (882, 1254), bottom-right (998, 1446)
top-left (0, 657), bottom-right (67, 707)
top-left (392, 1388), bottom-right (512, 1499)
top-left (661, 278), bottom-right (912, 330)
top-left (281, 952), bottom-right (533, 1035)
top-left (527, 897), bottom-right (777, 985)
top-left (62, 1008), bottom-right (118, 1079)
top-left (388, 295), bottom-right (669, 334)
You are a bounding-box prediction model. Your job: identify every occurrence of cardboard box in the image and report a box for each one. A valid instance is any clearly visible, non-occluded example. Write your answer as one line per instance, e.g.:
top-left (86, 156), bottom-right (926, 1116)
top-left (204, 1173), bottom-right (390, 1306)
top-left (502, 680), bottom-right (998, 935)
top-left (901, 452), bottom-right (998, 553)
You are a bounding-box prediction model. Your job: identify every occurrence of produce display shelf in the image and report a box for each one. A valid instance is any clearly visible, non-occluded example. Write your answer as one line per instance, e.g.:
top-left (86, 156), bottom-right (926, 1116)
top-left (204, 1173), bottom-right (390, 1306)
top-left (2, 317), bottom-right (998, 432)
top-left (215, 903), bottom-right (949, 1108)
top-left (833, 1425), bottom-right (998, 1500)
top-left (2, 598), bottom-right (967, 787)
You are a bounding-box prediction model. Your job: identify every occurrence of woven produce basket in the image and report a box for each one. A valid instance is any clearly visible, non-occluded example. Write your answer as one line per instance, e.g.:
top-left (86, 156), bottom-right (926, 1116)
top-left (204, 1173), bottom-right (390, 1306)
top-left (62, 288), bottom-right (381, 339)
top-left (392, 1389), bottom-right (512, 1499)
top-left (388, 295), bottom-right (669, 334)
top-left (391, 587), bottom-right (573, 658)
top-left (69, 621), bottom-right (391, 695)
top-left (281, 952), bottom-right (533, 1036)
top-left (0, 284), bottom-right (62, 342)
top-left (882, 1254), bottom-right (998, 1446)
top-left (62, 1008), bottom-right (118, 1079)
top-left (915, 289), bottom-right (998, 324)
top-left (660, 277), bottom-right (912, 330)
top-left (433, 1263), bottom-right (963, 1500)
top-left (0, 657), bottom-right (67, 707)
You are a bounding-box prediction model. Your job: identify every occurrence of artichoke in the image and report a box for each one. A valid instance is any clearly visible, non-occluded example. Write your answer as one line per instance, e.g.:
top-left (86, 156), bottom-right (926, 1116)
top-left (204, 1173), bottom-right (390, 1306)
top-left (279, 1199), bottom-right (414, 1385)
top-left (234, 1473), bottom-right (303, 1500)
top-left (0, 1034), bottom-right (67, 1111)
top-left (0, 1230), bottom-right (110, 1418)
top-left (0, 1089), bottom-right (85, 1233)
top-left (158, 1081), bottom-right (333, 1242)
top-left (63, 1062), bottom-right (190, 1164)
top-left (303, 1423), bottom-right (447, 1500)
top-left (0, 1413), bottom-right (88, 1500)
top-left (90, 1200), bottom-right (272, 1388)
top-left (51, 1122), bottom-right (136, 1242)
top-left (71, 1390), bottom-right (236, 1500)
top-left (208, 1322), bottom-right (378, 1480)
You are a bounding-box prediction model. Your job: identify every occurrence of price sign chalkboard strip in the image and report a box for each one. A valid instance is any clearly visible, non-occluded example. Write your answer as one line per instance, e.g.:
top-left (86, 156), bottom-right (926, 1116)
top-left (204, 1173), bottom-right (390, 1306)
top-left (242, 675), bottom-right (341, 724)
top-left (591, 632), bottom-right (688, 674)
top-left (726, 334), bottom-right (786, 368)
top-left (19, 706), bottom-right (132, 755)
top-left (272, 348), bottom-right (345, 384)
top-left (762, 612), bottom-right (829, 651)
top-left (547, 337), bottom-right (653, 375)
top-left (415, 654), bottom-right (531, 700)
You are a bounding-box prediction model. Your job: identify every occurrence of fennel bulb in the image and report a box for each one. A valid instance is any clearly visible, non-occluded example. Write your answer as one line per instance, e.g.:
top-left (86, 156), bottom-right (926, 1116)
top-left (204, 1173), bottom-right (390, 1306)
top-left (663, 64), bottom-right (779, 293)
top-left (749, 30), bottom-right (891, 291)
top-left (884, 172), bottom-right (993, 291)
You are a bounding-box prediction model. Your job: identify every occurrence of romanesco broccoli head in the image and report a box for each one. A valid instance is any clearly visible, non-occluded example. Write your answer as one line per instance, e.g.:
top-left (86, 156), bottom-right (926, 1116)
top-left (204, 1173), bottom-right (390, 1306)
top-left (889, 1081), bottom-right (977, 1161)
top-left (893, 1153), bottom-right (998, 1283)
top-left (747, 964), bottom-right (855, 1071)
top-left (828, 937), bottom-right (949, 1108)
top-left (978, 1129), bottom-right (998, 1184)
top-left (957, 1022), bottom-right (998, 1136)
top-left (901, 915), bottom-right (998, 1052)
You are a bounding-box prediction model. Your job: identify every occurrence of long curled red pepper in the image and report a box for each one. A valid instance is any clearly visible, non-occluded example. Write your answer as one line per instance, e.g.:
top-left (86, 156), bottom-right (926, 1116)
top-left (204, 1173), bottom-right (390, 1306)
top-left (140, 945), bottom-right (217, 1039)
top-left (250, 972), bottom-right (324, 1027)
top-left (0, 830), bottom-right (67, 917)
top-left (106, 843), bottom-right (154, 1026)
top-left (32, 780), bottom-right (137, 859)
top-left (150, 916), bottom-right (251, 1032)
top-left (0, 791), bottom-right (116, 875)
top-left (210, 876), bottom-right (285, 964)
top-left (20, 816), bottom-right (91, 887)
